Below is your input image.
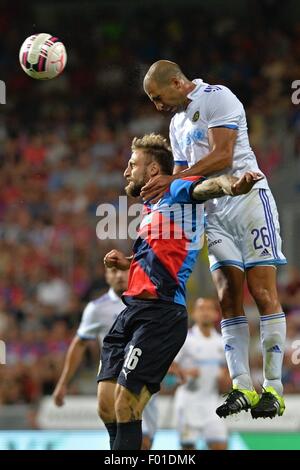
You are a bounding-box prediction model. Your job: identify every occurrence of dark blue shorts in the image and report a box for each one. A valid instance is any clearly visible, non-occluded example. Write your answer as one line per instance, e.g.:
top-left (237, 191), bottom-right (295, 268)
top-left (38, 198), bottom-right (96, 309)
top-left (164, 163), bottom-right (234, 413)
top-left (97, 299), bottom-right (188, 394)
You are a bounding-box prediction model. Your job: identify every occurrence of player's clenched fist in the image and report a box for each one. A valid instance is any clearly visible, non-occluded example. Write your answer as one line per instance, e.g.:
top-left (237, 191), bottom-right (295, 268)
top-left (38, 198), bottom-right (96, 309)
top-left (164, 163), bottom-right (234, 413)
top-left (104, 250), bottom-right (132, 271)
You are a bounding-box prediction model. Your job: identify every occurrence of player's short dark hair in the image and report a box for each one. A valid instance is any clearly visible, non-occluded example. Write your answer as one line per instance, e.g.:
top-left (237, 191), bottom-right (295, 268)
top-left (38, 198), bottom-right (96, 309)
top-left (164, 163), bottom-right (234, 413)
top-left (131, 133), bottom-right (174, 175)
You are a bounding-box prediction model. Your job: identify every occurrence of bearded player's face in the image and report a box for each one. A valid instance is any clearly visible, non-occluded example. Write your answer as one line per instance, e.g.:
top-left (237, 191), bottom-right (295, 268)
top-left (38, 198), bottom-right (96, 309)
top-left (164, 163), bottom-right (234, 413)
top-left (124, 150), bottom-right (150, 198)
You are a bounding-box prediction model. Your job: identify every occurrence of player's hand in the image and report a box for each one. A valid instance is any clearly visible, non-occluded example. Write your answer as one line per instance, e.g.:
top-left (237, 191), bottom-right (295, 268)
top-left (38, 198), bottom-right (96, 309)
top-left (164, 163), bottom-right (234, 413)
top-left (53, 383), bottom-right (67, 407)
top-left (141, 175), bottom-right (176, 203)
top-left (231, 171), bottom-right (264, 196)
top-left (104, 250), bottom-right (131, 270)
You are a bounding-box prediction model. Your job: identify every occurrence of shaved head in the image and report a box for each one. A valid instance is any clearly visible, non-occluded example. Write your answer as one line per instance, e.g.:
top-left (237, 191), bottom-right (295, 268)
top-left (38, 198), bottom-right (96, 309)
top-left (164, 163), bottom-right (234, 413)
top-left (143, 60), bottom-right (194, 113)
top-left (143, 60), bottom-right (187, 88)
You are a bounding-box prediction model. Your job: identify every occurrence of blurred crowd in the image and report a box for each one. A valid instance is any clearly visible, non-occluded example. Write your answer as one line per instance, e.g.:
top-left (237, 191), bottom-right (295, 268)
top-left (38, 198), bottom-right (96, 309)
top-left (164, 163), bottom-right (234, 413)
top-left (0, 1), bottom-right (300, 413)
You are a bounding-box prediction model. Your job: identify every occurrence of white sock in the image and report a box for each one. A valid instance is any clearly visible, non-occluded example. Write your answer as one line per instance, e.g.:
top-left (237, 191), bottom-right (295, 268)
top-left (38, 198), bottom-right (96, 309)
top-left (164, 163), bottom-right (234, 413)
top-left (221, 316), bottom-right (253, 390)
top-left (260, 313), bottom-right (286, 395)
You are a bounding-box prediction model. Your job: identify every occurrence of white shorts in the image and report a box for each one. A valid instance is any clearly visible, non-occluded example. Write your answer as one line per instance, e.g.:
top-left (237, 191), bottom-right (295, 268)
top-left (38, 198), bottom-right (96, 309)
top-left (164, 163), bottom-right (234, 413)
top-left (174, 391), bottom-right (227, 446)
top-left (206, 188), bottom-right (287, 272)
top-left (142, 394), bottom-right (158, 440)
top-left (176, 408), bottom-right (227, 446)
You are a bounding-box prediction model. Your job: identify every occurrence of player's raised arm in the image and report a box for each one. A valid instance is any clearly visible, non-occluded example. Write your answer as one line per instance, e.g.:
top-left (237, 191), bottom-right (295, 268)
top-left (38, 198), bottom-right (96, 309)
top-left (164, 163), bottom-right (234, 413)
top-left (192, 172), bottom-right (264, 202)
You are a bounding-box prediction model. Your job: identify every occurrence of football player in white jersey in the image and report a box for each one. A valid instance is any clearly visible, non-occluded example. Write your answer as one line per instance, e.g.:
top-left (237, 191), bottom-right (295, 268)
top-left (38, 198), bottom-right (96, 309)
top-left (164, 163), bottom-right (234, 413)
top-left (52, 267), bottom-right (158, 450)
top-left (172, 298), bottom-right (229, 450)
top-left (143, 60), bottom-right (286, 419)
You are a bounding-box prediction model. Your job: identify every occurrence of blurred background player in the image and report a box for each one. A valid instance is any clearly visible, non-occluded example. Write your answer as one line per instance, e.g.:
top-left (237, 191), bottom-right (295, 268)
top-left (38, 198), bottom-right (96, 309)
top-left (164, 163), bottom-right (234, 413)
top-left (52, 266), bottom-right (157, 450)
top-left (143, 60), bottom-right (287, 419)
top-left (172, 298), bottom-right (230, 450)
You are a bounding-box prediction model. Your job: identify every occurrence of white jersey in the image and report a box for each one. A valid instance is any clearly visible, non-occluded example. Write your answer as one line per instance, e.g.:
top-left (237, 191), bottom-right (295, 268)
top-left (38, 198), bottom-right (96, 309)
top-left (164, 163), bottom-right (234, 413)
top-left (77, 288), bottom-right (124, 343)
top-left (175, 325), bottom-right (225, 400)
top-left (170, 79), bottom-right (269, 213)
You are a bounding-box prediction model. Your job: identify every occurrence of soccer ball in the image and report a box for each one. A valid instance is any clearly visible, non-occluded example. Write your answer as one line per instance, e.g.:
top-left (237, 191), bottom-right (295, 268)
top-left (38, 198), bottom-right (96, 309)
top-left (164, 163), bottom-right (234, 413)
top-left (19, 33), bottom-right (67, 80)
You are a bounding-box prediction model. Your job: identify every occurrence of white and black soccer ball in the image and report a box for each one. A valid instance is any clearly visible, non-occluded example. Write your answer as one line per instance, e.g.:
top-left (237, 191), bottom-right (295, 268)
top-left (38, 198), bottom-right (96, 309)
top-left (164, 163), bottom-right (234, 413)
top-left (19, 33), bottom-right (67, 80)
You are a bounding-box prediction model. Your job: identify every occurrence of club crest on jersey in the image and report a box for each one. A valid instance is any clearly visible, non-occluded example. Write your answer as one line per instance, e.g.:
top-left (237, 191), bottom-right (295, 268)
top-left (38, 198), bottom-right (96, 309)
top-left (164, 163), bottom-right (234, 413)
top-left (192, 111), bottom-right (200, 122)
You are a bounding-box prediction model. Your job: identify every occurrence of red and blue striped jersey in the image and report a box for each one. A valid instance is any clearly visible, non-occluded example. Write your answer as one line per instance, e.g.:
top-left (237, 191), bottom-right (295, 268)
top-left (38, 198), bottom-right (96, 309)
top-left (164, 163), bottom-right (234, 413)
top-left (123, 176), bottom-right (205, 306)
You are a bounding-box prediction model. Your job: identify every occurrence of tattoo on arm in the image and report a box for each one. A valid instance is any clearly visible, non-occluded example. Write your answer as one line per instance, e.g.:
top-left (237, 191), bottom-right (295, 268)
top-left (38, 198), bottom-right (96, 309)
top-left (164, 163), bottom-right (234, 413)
top-left (192, 175), bottom-right (238, 201)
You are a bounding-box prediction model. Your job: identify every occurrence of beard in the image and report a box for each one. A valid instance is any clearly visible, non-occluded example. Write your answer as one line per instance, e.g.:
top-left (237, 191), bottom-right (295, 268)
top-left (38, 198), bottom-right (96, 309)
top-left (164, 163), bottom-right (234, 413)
top-left (125, 173), bottom-right (147, 198)
top-left (125, 181), bottom-right (144, 197)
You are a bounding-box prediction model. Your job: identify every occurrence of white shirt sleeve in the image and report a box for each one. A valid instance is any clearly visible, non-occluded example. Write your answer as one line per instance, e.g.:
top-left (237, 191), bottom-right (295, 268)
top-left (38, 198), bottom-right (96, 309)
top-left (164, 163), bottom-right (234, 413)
top-left (77, 301), bottom-right (101, 340)
top-left (169, 118), bottom-right (188, 166)
top-left (202, 86), bottom-right (243, 130)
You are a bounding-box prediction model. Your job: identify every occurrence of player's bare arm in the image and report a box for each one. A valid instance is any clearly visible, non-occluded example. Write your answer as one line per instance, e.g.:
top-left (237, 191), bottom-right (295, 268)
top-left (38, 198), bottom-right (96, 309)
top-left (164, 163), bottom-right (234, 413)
top-left (141, 128), bottom-right (236, 201)
top-left (192, 171), bottom-right (264, 202)
top-left (185, 127), bottom-right (237, 177)
top-left (168, 362), bottom-right (187, 385)
top-left (53, 336), bottom-right (87, 407)
top-left (174, 163), bottom-right (188, 174)
top-left (104, 250), bottom-right (132, 270)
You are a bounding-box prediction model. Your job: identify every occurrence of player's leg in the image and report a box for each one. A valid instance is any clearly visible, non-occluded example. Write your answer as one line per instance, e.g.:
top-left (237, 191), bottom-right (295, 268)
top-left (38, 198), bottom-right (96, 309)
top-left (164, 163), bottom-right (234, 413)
top-left (112, 383), bottom-right (151, 450)
top-left (207, 211), bottom-right (259, 416)
top-left (97, 380), bottom-right (117, 449)
top-left (112, 300), bottom-right (188, 450)
top-left (181, 432), bottom-right (197, 451)
top-left (141, 394), bottom-right (158, 450)
top-left (211, 266), bottom-right (258, 416)
top-left (208, 441), bottom-right (227, 450)
top-left (204, 418), bottom-right (228, 450)
top-left (96, 307), bottom-right (128, 448)
top-left (174, 398), bottom-right (198, 450)
top-left (242, 189), bottom-right (287, 418)
top-left (246, 266), bottom-right (286, 418)
top-left (141, 435), bottom-right (152, 451)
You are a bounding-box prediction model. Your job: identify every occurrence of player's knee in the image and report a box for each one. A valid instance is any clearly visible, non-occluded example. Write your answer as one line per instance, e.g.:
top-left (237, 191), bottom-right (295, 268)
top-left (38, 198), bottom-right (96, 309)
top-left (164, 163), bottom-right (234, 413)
top-left (217, 285), bottom-right (241, 316)
top-left (213, 273), bottom-right (243, 316)
top-left (115, 388), bottom-right (141, 422)
top-left (248, 284), bottom-right (278, 311)
top-left (98, 397), bottom-right (115, 423)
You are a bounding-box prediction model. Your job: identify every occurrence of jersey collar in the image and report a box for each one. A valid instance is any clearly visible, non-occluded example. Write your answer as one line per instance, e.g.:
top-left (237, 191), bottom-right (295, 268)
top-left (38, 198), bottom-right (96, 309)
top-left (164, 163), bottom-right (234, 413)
top-left (108, 288), bottom-right (121, 302)
top-left (187, 79), bottom-right (205, 102)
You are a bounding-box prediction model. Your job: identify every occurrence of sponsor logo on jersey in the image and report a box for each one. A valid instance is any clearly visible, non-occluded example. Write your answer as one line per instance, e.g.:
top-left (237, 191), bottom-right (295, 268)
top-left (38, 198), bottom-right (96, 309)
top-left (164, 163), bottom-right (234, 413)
top-left (192, 111), bottom-right (200, 122)
top-left (208, 239), bottom-right (222, 248)
top-left (182, 128), bottom-right (206, 147)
